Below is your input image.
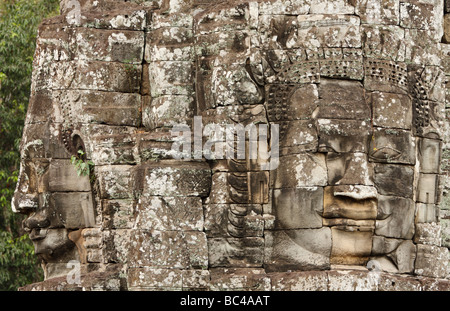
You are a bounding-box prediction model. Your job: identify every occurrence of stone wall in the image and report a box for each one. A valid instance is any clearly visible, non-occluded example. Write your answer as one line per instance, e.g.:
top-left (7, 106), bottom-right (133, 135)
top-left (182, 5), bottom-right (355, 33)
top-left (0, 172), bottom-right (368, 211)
top-left (13, 0), bottom-right (450, 290)
top-left (441, 0), bottom-right (450, 269)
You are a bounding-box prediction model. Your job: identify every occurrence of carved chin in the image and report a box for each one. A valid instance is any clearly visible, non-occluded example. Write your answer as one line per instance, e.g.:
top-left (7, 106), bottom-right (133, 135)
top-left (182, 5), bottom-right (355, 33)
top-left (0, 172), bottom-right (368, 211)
top-left (32, 229), bottom-right (75, 262)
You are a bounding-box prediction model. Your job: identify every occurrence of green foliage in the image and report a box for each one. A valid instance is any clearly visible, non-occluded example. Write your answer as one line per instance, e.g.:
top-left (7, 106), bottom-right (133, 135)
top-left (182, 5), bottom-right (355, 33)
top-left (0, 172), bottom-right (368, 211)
top-left (0, 231), bottom-right (42, 291)
top-left (71, 150), bottom-right (95, 180)
top-left (0, 0), bottom-right (60, 290)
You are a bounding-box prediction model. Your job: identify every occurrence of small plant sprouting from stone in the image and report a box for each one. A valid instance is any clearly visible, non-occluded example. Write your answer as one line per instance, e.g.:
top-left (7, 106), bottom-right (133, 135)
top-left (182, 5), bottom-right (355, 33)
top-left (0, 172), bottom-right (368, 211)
top-left (71, 150), bottom-right (95, 179)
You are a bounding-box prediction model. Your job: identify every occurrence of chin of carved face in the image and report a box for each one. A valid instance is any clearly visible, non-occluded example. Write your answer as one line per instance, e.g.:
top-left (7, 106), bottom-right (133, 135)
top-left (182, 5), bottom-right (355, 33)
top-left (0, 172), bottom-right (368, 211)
top-left (30, 228), bottom-right (75, 262)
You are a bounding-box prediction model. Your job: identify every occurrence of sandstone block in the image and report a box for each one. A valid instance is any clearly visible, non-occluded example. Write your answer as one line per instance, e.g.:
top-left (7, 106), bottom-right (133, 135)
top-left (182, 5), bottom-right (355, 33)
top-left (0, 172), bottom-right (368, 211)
top-left (129, 230), bottom-right (208, 269)
top-left (273, 153), bottom-right (328, 188)
top-left (316, 79), bottom-right (368, 120)
top-left (102, 199), bottom-right (136, 229)
top-left (149, 61), bottom-right (194, 97)
top-left (208, 237), bottom-right (264, 268)
top-left (135, 196), bottom-right (204, 231)
top-left (264, 228), bottom-right (332, 272)
top-left (415, 203), bottom-right (439, 223)
top-left (369, 128), bottom-right (416, 165)
top-left (414, 223), bottom-right (442, 246)
top-left (209, 268), bottom-right (271, 291)
top-left (270, 271), bottom-right (329, 291)
top-left (326, 152), bottom-right (374, 186)
top-left (141, 162), bottom-right (211, 197)
top-left (128, 267), bottom-right (183, 290)
top-left (370, 91), bottom-right (412, 129)
top-left (330, 228), bottom-right (373, 265)
top-left (272, 187), bottom-right (324, 229)
top-left (317, 119), bottom-right (371, 153)
top-left (376, 195), bottom-right (415, 239)
top-left (49, 159), bottom-right (91, 192)
top-left (416, 173), bottom-right (439, 204)
top-left (323, 186), bottom-right (378, 220)
top-left (373, 164), bottom-right (414, 198)
top-left (296, 15), bottom-right (361, 49)
top-left (142, 95), bottom-right (194, 129)
top-left (74, 28), bottom-right (144, 63)
top-left (356, 0), bottom-right (400, 25)
top-left (418, 138), bottom-right (441, 174)
top-left (415, 244), bottom-right (449, 278)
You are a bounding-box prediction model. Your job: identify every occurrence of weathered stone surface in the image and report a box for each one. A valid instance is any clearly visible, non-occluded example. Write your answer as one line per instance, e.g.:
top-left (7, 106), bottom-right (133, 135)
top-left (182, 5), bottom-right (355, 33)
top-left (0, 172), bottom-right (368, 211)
top-left (272, 187), bottom-right (323, 229)
top-left (264, 228), bottom-right (332, 272)
top-left (362, 25), bottom-right (405, 61)
top-left (266, 84), bottom-right (319, 122)
top-left (356, 0), bottom-right (399, 25)
top-left (316, 79), bottom-right (369, 120)
top-left (416, 173), bottom-right (440, 204)
top-left (369, 128), bottom-right (416, 165)
top-left (209, 268), bottom-right (271, 291)
top-left (273, 153), bottom-right (328, 188)
top-left (141, 162), bottom-right (211, 197)
top-left (74, 28), bottom-right (144, 63)
top-left (208, 237), bottom-right (264, 268)
top-left (370, 92), bottom-right (412, 129)
top-left (270, 271), bottom-right (329, 291)
top-left (364, 59), bottom-right (408, 93)
top-left (330, 228), bottom-right (373, 265)
top-left (414, 223), bottom-right (442, 246)
top-left (278, 120), bottom-right (318, 155)
top-left (129, 230), bottom-right (208, 269)
top-left (371, 237), bottom-right (417, 273)
top-left (416, 203), bottom-right (439, 223)
top-left (376, 195), bottom-right (415, 239)
top-left (13, 0), bottom-right (450, 291)
top-left (326, 152), bottom-right (373, 186)
top-left (96, 165), bottom-right (135, 199)
top-left (296, 15), bottom-right (361, 49)
top-left (58, 90), bottom-right (142, 126)
top-left (323, 185), bottom-right (377, 220)
top-left (444, 14), bottom-right (450, 43)
top-left (415, 244), bottom-right (449, 278)
top-left (102, 199), bottom-right (135, 229)
top-left (373, 164), bottom-right (414, 198)
top-left (418, 138), bottom-right (441, 173)
top-left (405, 29), bottom-right (442, 65)
top-left (50, 192), bottom-right (95, 229)
top-left (317, 119), bottom-right (371, 153)
top-left (135, 196), bottom-right (204, 231)
top-left (48, 159), bottom-right (91, 192)
top-left (142, 95), bottom-right (194, 129)
top-left (310, 0), bottom-right (355, 14)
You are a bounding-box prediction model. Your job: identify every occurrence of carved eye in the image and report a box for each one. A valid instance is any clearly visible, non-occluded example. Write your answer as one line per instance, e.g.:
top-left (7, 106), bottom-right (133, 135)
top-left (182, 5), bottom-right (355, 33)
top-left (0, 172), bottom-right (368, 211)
top-left (370, 146), bottom-right (402, 161)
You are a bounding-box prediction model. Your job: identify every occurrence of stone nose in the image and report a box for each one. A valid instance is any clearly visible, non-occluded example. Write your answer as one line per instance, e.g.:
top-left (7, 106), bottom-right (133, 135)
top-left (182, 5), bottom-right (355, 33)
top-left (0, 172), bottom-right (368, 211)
top-left (12, 191), bottom-right (39, 214)
top-left (23, 212), bottom-right (50, 232)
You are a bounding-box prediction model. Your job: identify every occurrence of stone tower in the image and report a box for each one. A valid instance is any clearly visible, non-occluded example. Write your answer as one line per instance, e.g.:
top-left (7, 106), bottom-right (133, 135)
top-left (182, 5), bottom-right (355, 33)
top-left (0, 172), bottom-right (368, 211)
top-left (12, 0), bottom-right (450, 290)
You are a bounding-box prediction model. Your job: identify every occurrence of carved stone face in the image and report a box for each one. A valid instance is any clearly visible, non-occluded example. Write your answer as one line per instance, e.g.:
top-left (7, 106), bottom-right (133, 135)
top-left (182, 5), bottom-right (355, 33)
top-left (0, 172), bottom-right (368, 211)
top-left (12, 122), bottom-right (96, 278)
top-left (12, 0), bottom-right (449, 288)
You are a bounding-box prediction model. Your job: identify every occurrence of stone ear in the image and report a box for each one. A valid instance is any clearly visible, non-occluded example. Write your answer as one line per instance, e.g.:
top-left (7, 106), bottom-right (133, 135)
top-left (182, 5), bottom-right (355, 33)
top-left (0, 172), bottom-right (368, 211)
top-left (72, 134), bottom-right (86, 158)
top-left (62, 129), bottom-right (86, 158)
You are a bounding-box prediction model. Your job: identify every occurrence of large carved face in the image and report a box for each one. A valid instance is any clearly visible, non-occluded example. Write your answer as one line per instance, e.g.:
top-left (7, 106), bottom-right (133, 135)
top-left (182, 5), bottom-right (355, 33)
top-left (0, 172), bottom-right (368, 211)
top-left (12, 119), bottom-right (96, 278)
top-left (12, 0), bottom-right (448, 287)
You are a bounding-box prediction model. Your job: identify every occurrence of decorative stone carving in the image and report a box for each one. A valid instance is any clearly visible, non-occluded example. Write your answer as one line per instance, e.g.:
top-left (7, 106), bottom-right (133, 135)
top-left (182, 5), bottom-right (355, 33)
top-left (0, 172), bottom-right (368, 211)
top-left (12, 0), bottom-right (450, 291)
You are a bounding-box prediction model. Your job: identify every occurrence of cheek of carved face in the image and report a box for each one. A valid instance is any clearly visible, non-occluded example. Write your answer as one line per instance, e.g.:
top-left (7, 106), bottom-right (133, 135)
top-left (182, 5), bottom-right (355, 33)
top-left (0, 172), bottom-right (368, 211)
top-left (12, 159), bottom-right (50, 213)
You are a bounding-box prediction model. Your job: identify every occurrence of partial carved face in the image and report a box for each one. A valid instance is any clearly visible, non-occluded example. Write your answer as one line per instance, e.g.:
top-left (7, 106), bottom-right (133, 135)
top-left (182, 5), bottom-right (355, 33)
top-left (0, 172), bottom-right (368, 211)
top-left (12, 122), bottom-right (95, 277)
